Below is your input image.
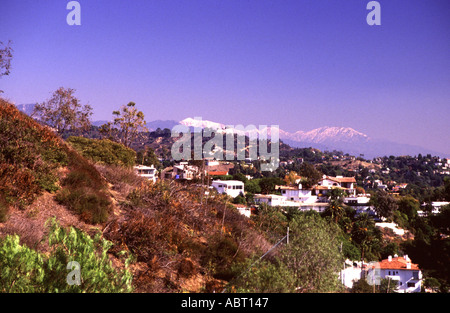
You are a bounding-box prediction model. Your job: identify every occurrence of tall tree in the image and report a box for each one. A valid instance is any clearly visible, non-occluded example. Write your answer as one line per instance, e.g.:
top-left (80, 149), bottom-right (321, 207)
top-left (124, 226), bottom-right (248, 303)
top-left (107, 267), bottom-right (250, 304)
top-left (284, 171), bottom-right (301, 186)
top-left (371, 190), bottom-right (398, 220)
top-left (33, 87), bottom-right (92, 135)
top-left (325, 188), bottom-right (346, 223)
top-left (100, 102), bottom-right (148, 148)
top-left (299, 162), bottom-right (322, 188)
top-left (351, 213), bottom-right (381, 262)
top-left (0, 41), bottom-right (13, 93)
top-left (234, 214), bottom-right (344, 292)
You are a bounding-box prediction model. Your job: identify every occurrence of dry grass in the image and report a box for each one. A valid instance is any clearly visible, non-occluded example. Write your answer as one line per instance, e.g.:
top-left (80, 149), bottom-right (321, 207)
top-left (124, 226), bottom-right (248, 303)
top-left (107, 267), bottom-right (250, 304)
top-left (95, 164), bottom-right (145, 196)
top-left (101, 178), bottom-right (273, 293)
top-left (0, 192), bottom-right (99, 252)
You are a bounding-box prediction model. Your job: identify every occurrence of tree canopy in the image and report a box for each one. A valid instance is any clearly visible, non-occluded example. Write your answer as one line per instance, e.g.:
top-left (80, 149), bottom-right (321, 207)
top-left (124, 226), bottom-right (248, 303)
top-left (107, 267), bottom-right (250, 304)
top-left (33, 87), bottom-right (92, 135)
top-left (100, 102), bottom-right (148, 148)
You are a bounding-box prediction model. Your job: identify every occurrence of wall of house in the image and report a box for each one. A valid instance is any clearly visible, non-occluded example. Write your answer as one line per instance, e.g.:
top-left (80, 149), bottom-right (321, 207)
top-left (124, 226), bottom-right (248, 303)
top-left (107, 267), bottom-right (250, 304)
top-left (380, 269), bottom-right (422, 293)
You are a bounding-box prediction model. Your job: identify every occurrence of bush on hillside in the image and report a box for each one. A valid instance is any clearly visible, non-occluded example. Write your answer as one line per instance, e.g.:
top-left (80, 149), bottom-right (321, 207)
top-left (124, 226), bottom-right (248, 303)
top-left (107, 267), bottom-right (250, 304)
top-left (0, 99), bottom-right (68, 214)
top-left (67, 136), bottom-right (136, 167)
top-left (0, 219), bottom-right (132, 293)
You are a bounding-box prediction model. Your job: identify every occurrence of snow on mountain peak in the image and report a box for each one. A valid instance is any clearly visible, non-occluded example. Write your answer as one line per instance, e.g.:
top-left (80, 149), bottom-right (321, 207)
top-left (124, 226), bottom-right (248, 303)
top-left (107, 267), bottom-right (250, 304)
top-left (178, 118), bottom-right (369, 145)
top-left (179, 117), bottom-right (226, 130)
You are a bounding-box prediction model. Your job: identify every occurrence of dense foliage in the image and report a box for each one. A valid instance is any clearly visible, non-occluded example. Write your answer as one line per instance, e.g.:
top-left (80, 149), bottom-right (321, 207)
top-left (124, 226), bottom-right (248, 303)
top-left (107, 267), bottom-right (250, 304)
top-left (67, 136), bottom-right (136, 167)
top-left (0, 219), bottom-right (132, 293)
top-left (231, 213), bottom-right (344, 293)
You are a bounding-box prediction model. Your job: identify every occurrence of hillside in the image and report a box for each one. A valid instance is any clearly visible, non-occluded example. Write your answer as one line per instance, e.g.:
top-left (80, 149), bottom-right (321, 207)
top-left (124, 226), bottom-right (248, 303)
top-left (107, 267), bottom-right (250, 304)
top-left (0, 98), bottom-right (273, 292)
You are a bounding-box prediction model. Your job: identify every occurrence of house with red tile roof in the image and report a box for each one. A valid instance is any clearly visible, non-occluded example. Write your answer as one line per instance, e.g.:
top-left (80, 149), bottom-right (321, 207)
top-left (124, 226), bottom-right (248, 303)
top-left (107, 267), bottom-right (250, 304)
top-left (371, 255), bottom-right (422, 293)
top-left (317, 175), bottom-right (356, 196)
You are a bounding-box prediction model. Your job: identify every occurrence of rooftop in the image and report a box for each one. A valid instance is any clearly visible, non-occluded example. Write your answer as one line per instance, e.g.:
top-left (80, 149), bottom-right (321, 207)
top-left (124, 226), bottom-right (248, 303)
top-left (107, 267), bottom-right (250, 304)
top-left (208, 171), bottom-right (229, 176)
top-left (324, 176), bottom-right (356, 183)
top-left (212, 180), bottom-right (244, 185)
top-left (376, 256), bottom-right (420, 271)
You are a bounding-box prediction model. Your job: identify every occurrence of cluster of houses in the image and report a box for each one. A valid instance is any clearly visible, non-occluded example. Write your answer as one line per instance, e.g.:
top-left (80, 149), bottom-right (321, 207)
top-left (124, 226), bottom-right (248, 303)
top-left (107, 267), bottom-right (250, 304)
top-left (133, 160), bottom-right (235, 183)
top-left (134, 161), bottom-right (449, 220)
top-left (133, 161), bottom-right (376, 216)
top-left (254, 175), bottom-right (374, 215)
top-left (133, 161), bottom-right (431, 293)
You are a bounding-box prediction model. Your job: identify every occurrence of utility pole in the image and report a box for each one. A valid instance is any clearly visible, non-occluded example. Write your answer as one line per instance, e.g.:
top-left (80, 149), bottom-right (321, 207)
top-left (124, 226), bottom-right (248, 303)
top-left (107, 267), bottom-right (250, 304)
top-left (201, 158), bottom-right (204, 206)
top-left (222, 198), bottom-right (227, 234)
top-left (286, 227), bottom-right (289, 245)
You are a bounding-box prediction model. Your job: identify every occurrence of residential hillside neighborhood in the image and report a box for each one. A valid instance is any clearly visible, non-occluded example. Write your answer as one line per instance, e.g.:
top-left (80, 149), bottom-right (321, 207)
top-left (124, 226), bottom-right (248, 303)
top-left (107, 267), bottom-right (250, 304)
top-left (1, 0), bottom-right (449, 302)
top-left (2, 97), bottom-right (449, 293)
top-left (130, 151), bottom-right (450, 293)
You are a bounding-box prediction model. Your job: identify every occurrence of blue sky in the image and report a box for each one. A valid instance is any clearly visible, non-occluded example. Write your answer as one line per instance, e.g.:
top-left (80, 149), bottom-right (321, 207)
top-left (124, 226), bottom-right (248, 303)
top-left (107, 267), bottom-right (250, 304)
top-left (1, 0), bottom-right (449, 154)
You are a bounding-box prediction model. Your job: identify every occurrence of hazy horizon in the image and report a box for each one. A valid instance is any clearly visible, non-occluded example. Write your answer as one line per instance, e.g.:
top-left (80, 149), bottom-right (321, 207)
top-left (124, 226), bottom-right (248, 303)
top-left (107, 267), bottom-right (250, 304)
top-left (1, 0), bottom-right (449, 155)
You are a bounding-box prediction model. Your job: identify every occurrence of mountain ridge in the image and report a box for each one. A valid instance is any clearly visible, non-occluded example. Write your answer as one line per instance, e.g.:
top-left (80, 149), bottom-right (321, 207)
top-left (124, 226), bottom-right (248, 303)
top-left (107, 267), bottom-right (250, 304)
top-left (13, 104), bottom-right (448, 159)
top-left (178, 117), bottom-right (448, 159)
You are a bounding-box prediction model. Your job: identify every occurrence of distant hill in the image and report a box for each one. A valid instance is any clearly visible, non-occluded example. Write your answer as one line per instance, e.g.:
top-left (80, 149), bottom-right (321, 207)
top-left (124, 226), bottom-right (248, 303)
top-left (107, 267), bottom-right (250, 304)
top-left (15, 103), bottom-right (37, 116)
top-left (145, 119), bottom-right (178, 131)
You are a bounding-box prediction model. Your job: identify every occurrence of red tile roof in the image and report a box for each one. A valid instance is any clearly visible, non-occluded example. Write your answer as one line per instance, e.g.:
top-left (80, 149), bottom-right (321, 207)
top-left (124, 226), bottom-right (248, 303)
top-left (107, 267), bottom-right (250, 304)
top-left (327, 176), bottom-right (356, 183)
top-left (208, 171), bottom-right (229, 176)
top-left (376, 256), bottom-right (420, 270)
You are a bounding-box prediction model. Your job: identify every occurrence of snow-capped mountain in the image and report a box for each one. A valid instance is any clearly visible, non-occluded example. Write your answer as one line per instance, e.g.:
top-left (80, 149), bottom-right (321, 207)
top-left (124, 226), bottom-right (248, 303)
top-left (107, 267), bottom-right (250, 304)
top-left (12, 103), bottom-right (447, 158)
top-left (180, 117), bottom-right (226, 130)
top-left (178, 117), bottom-right (446, 158)
top-left (179, 117), bottom-right (368, 145)
top-left (280, 126), bottom-right (370, 145)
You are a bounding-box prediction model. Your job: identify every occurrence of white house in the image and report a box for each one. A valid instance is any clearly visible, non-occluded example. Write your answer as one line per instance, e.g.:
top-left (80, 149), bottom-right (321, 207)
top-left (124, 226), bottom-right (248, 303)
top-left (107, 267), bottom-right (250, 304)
top-left (298, 202), bottom-right (329, 213)
top-left (232, 204), bottom-right (252, 218)
top-left (317, 176), bottom-right (356, 196)
top-left (211, 180), bottom-right (244, 198)
top-left (134, 165), bottom-right (158, 183)
top-left (254, 194), bottom-right (299, 207)
top-left (340, 261), bottom-right (363, 289)
top-left (344, 194), bottom-right (376, 216)
top-left (276, 185), bottom-right (317, 203)
top-left (173, 162), bottom-right (199, 180)
top-left (343, 255), bottom-right (423, 292)
top-left (375, 222), bottom-right (407, 236)
top-left (418, 201), bottom-right (450, 217)
top-left (275, 175), bottom-right (357, 204)
top-left (371, 255), bottom-right (423, 293)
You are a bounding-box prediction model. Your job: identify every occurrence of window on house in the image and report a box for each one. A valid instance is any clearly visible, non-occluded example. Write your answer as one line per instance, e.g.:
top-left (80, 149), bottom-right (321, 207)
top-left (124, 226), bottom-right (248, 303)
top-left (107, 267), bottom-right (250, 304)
top-left (407, 282), bottom-right (416, 288)
top-left (413, 272), bottom-right (419, 279)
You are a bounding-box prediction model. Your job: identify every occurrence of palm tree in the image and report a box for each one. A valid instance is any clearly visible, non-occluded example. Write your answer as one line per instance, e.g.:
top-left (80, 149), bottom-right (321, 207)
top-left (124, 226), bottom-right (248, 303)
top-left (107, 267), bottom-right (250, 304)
top-left (326, 188), bottom-right (346, 223)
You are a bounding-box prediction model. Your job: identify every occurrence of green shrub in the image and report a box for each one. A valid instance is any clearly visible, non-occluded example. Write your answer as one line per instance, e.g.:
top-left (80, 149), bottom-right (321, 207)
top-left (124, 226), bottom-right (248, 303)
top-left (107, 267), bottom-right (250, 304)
top-left (0, 235), bottom-right (45, 292)
top-left (56, 188), bottom-right (111, 224)
top-left (200, 234), bottom-right (244, 280)
top-left (56, 147), bottom-right (113, 224)
top-left (0, 219), bottom-right (133, 293)
top-left (67, 136), bottom-right (136, 167)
